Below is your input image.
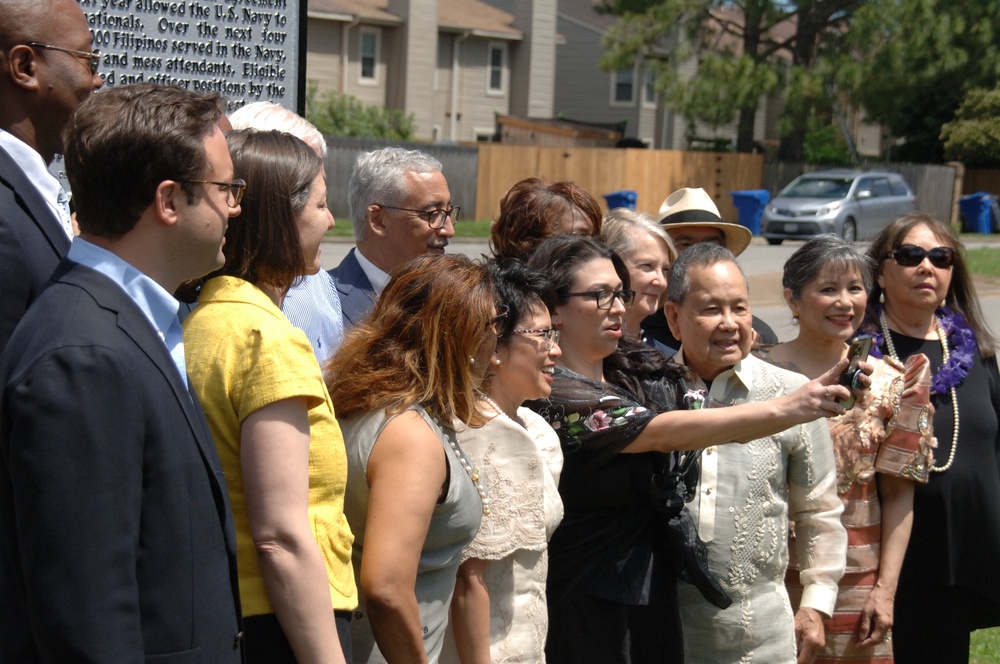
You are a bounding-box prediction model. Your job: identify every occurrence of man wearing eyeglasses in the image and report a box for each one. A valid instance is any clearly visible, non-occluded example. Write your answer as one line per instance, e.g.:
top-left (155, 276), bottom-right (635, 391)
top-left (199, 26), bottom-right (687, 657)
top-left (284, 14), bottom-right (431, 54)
top-left (664, 242), bottom-right (846, 664)
top-left (331, 146), bottom-right (457, 328)
top-left (0, 0), bottom-right (104, 355)
top-left (0, 84), bottom-right (243, 661)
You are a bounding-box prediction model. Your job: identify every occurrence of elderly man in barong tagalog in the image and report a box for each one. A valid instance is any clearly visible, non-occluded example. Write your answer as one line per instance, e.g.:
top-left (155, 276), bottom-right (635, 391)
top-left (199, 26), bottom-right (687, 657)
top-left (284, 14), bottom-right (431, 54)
top-left (664, 242), bottom-right (848, 664)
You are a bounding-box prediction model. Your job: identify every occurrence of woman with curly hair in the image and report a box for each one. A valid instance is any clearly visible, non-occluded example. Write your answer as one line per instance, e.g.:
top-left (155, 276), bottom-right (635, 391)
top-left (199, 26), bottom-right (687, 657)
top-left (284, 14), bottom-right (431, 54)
top-left (327, 254), bottom-right (500, 663)
top-left (489, 177), bottom-right (603, 262)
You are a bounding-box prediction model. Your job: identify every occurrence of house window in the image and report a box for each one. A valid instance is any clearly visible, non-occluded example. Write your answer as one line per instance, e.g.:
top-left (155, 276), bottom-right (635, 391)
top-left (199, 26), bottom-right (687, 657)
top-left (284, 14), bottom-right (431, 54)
top-left (487, 42), bottom-right (506, 95)
top-left (612, 68), bottom-right (635, 105)
top-left (643, 68), bottom-right (656, 107)
top-left (359, 29), bottom-right (379, 84)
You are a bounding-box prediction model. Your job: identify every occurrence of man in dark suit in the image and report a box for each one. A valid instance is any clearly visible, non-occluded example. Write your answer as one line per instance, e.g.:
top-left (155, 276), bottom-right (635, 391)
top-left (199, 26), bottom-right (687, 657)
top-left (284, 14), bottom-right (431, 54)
top-left (331, 147), bottom-right (456, 327)
top-left (0, 84), bottom-right (244, 660)
top-left (0, 0), bottom-right (103, 354)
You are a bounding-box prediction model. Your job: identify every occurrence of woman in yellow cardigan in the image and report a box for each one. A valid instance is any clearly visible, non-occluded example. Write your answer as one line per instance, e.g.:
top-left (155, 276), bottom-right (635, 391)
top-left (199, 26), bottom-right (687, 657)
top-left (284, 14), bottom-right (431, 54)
top-left (182, 129), bottom-right (356, 663)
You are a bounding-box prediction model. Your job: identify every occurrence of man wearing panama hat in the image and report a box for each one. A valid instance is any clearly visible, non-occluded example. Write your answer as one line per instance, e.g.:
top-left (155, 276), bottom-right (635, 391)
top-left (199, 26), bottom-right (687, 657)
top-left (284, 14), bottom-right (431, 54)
top-left (643, 187), bottom-right (778, 348)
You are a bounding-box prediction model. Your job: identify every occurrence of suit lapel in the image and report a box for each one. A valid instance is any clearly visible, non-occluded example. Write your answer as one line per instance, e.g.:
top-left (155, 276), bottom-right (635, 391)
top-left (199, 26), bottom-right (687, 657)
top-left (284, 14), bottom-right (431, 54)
top-left (334, 249), bottom-right (376, 326)
top-left (0, 146), bottom-right (70, 258)
top-left (58, 264), bottom-right (222, 471)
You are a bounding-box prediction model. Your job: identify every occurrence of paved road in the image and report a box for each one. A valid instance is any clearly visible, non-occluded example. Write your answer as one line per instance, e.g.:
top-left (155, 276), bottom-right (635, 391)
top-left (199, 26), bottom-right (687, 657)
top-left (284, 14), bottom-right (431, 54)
top-left (320, 236), bottom-right (1000, 343)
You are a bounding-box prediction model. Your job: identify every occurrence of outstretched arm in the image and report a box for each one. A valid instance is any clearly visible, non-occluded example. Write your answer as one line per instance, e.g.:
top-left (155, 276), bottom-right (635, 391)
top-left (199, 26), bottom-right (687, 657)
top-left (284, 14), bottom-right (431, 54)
top-left (624, 358), bottom-right (857, 454)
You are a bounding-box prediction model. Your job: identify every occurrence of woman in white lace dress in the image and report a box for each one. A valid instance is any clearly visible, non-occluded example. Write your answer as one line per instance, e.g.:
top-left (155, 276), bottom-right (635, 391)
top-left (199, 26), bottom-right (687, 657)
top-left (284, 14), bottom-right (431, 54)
top-left (444, 261), bottom-right (565, 664)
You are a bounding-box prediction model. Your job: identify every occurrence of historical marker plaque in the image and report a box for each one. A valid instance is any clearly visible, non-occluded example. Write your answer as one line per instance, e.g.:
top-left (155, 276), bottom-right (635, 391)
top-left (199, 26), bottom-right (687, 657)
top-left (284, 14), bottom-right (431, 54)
top-left (81, 0), bottom-right (305, 113)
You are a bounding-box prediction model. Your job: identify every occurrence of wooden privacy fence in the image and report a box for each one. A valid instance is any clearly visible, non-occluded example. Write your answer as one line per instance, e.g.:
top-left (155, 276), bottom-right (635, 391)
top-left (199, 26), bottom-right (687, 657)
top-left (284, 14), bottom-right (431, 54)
top-left (324, 137), bottom-right (961, 229)
top-left (965, 168), bottom-right (1000, 196)
top-left (475, 144), bottom-right (765, 223)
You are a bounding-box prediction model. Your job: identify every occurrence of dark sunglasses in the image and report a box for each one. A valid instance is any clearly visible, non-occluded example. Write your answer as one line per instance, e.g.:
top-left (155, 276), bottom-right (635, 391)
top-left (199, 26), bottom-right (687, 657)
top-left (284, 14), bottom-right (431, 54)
top-left (887, 244), bottom-right (955, 269)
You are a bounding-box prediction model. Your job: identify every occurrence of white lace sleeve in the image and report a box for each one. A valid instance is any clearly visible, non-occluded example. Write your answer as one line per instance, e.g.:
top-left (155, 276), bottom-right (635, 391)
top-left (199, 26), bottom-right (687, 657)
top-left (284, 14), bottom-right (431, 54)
top-left (458, 415), bottom-right (564, 561)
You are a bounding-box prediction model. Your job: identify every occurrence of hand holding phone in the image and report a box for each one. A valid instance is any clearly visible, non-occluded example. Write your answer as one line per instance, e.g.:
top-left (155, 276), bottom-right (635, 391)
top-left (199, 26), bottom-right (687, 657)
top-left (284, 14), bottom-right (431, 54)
top-left (838, 335), bottom-right (874, 409)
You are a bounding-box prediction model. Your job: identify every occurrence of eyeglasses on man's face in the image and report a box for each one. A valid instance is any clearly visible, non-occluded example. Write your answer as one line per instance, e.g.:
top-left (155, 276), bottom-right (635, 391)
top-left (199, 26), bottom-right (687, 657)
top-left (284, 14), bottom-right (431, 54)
top-left (512, 328), bottom-right (560, 351)
top-left (563, 289), bottom-right (636, 310)
top-left (27, 42), bottom-right (101, 76)
top-left (377, 204), bottom-right (460, 229)
top-left (887, 244), bottom-right (955, 270)
top-left (179, 178), bottom-right (247, 207)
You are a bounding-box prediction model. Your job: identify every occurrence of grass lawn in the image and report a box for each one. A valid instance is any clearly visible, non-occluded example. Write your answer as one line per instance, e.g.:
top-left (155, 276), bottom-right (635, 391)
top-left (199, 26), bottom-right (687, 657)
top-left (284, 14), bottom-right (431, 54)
top-left (972, 627), bottom-right (1000, 663)
top-left (966, 245), bottom-right (1000, 279)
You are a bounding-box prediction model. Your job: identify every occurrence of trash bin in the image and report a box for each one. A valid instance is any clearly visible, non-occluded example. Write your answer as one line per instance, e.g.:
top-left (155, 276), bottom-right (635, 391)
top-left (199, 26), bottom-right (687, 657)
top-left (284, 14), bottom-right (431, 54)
top-left (604, 190), bottom-right (637, 210)
top-left (729, 189), bottom-right (771, 236)
top-left (959, 192), bottom-right (995, 234)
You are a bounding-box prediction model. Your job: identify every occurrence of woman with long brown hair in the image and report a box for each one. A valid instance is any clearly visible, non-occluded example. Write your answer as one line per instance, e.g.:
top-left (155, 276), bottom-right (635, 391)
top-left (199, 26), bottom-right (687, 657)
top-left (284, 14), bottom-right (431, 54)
top-left (183, 129), bottom-right (355, 663)
top-left (860, 213), bottom-right (1000, 663)
top-left (327, 254), bottom-right (500, 663)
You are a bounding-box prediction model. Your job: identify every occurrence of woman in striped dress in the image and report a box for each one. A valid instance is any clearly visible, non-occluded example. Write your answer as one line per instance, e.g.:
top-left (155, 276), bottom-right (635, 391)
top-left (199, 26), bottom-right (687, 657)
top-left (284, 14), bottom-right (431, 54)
top-left (755, 235), bottom-right (934, 662)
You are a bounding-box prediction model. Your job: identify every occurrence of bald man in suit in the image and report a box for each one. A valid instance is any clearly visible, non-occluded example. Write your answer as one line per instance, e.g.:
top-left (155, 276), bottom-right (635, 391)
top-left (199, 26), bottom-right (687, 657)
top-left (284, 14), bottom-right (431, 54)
top-left (0, 0), bottom-right (103, 354)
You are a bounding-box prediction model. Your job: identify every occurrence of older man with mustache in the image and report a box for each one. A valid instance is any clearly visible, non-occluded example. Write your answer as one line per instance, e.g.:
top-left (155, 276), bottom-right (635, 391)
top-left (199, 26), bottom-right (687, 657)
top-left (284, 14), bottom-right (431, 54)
top-left (331, 147), bottom-right (457, 329)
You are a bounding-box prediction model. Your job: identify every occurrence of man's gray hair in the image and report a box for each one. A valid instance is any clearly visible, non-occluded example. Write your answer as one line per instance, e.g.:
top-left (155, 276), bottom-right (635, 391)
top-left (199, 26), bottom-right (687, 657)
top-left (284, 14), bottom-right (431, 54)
top-left (348, 147), bottom-right (443, 241)
top-left (667, 242), bottom-right (746, 304)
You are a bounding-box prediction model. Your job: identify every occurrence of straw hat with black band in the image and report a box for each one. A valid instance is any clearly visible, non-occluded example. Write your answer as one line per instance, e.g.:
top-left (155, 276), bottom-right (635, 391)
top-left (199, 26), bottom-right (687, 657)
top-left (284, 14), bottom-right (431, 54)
top-left (657, 187), bottom-right (752, 256)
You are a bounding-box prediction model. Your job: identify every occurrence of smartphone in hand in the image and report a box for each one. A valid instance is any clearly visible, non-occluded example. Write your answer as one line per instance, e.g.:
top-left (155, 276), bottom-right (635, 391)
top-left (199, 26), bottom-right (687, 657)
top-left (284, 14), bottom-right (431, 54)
top-left (838, 335), bottom-right (874, 409)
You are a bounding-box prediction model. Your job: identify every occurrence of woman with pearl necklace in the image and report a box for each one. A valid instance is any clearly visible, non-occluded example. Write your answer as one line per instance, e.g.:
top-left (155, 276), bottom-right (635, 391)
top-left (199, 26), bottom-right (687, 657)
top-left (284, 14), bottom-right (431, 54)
top-left (860, 213), bottom-right (1000, 663)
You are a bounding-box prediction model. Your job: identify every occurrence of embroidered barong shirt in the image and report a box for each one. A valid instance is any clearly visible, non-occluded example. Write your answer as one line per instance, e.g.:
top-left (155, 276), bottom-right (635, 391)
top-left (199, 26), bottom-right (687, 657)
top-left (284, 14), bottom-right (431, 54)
top-left (675, 353), bottom-right (847, 664)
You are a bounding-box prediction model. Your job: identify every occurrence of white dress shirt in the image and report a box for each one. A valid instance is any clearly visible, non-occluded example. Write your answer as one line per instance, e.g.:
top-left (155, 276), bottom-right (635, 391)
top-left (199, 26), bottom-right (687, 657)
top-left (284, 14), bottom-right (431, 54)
top-left (0, 129), bottom-right (73, 239)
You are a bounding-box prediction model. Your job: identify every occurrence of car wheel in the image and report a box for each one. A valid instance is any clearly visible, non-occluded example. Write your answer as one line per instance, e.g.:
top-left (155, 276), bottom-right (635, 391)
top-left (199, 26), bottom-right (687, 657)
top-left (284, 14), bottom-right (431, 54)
top-left (842, 219), bottom-right (857, 243)
top-left (766, 238), bottom-right (783, 245)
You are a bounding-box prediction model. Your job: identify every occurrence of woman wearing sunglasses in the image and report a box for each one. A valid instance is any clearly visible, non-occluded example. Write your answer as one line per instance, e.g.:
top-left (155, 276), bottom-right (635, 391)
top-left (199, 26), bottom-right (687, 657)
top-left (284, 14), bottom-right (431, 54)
top-left (444, 261), bottom-right (564, 664)
top-left (754, 235), bottom-right (935, 663)
top-left (522, 235), bottom-right (858, 663)
top-left (858, 214), bottom-right (1000, 663)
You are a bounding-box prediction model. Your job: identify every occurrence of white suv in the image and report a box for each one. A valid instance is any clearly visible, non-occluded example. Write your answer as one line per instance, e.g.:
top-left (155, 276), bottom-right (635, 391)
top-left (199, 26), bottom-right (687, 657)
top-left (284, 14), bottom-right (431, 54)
top-left (761, 169), bottom-right (917, 245)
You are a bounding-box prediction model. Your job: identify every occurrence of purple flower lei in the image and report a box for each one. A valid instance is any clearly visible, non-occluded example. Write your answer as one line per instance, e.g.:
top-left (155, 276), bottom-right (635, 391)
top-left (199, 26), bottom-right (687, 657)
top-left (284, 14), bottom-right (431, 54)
top-left (870, 306), bottom-right (976, 395)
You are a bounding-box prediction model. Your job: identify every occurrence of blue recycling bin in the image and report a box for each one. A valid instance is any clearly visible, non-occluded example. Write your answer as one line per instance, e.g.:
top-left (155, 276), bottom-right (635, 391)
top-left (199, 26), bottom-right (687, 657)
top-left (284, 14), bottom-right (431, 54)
top-left (959, 192), bottom-right (995, 234)
top-left (729, 189), bottom-right (771, 235)
top-left (604, 190), bottom-right (637, 210)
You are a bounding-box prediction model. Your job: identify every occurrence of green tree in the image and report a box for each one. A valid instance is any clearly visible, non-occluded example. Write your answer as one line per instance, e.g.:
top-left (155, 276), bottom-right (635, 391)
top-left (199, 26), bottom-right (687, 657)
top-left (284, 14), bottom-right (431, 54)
top-left (941, 87), bottom-right (1000, 167)
top-left (841, 0), bottom-right (1000, 163)
top-left (600, 0), bottom-right (862, 157)
top-left (305, 81), bottom-right (415, 140)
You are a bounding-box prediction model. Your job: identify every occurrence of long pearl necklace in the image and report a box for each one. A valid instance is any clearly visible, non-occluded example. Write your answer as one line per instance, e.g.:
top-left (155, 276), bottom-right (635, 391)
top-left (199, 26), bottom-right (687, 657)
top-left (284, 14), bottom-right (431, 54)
top-left (880, 307), bottom-right (959, 472)
top-left (446, 424), bottom-right (491, 516)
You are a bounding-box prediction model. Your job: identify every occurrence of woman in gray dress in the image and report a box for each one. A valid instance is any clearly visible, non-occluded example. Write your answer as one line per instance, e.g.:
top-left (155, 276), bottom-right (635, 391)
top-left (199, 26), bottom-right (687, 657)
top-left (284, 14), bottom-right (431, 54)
top-left (326, 254), bottom-right (501, 663)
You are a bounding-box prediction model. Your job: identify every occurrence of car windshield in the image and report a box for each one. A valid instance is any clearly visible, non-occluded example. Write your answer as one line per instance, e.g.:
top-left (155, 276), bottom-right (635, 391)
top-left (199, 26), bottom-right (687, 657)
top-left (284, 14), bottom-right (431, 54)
top-left (781, 177), bottom-right (854, 199)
